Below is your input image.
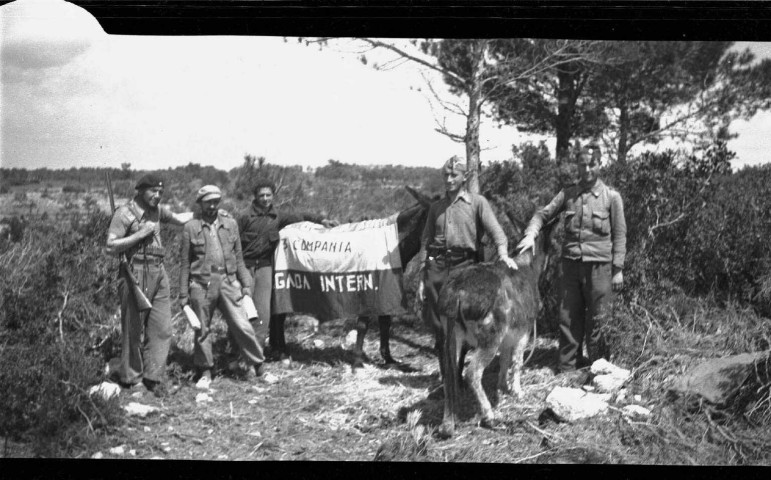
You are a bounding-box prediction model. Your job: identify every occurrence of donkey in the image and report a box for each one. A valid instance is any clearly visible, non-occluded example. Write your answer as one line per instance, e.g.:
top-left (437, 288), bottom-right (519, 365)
top-left (436, 216), bottom-right (555, 439)
top-left (269, 186), bottom-right (433, 370)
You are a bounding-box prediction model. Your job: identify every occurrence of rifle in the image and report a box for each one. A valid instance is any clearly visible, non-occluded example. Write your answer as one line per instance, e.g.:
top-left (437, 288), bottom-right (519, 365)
top-left (106, 171), bottom-right (153, 312)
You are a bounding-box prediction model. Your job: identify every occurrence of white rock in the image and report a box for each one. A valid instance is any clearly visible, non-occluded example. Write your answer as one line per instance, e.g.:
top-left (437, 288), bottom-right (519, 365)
top-left (195, 393), bottom-right (213, 403)
top-left (262, 372), bottom-right (279, 385)
top-left (162, 447), bottom-right (171, 453)
top-left (343, 330), bottom-right (358, 350)
top-left (123, 402), bottom-right (159, 418)
top-left (89, 382), bottom-right (121, 401)
top-left (131, 391), bottom-right (143, 399)
top-left (590, 359), bottom-right (631, 378)
top-left (129, 449), bottom-right (137, 456)
top-left (109, 446), bottom-right (125, 455)
top-left (593, 374), bottom-right (628, 393)
top-left (615, 388), bottom-right (628, 404)
top-left (634, 394), bottom-right (642, 402)
top-left (622, 405), bottom-right (652, 419)
top-left (91, 452), bottom-right (104, 459)
top-left (590, 360), bottom-right (631, 393)
top-left (545, 386), bottom-right (610, 422)
top-left (313, 339), bottom-right (324, 348)
top-left (143, 426), bottom-right (151, 432)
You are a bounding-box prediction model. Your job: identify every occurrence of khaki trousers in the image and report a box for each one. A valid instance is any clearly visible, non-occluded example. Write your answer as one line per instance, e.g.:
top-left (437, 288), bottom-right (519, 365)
top-left (190, 272), bottom-right (264, 368)
top-left (558, 259), bottom-right (612, 372)
top-left (119, 263), bottom-right (172, 385)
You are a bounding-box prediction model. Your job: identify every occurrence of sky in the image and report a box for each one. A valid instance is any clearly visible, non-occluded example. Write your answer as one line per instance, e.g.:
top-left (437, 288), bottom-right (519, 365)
top-left (1, 0), bottom-right (770, 173)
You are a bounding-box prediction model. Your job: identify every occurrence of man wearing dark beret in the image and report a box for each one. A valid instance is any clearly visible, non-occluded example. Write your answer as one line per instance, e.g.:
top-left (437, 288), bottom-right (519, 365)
top-left (106, 173), bottom-right (195, 396)
top-left (518, 144), bottom-right (626, 375)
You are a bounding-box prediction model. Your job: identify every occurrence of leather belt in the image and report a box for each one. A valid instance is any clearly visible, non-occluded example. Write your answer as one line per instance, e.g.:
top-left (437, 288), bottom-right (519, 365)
top-left (132, 255), bottom-right (164, 265)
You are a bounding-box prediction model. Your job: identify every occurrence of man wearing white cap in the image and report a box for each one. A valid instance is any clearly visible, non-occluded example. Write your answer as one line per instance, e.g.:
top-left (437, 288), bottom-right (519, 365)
top-left (417, 156), bottom-right (519, 377)
top-left (179, 185), bottom-right (269, 389)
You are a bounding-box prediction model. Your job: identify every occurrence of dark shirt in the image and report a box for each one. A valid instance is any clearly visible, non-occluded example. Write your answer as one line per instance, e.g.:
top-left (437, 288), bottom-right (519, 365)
top-left (238, 203), bottom-right (323, 268)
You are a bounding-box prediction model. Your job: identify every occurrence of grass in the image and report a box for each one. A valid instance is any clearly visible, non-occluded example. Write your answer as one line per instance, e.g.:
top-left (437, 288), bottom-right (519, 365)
top-left (3, 301), bottom-right (770, 463)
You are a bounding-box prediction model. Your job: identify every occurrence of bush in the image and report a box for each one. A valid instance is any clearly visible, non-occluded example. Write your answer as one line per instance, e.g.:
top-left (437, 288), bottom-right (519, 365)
top-left (605, 142), bottom-right (771, 311)
top-left (0, 211), bottom-right (123, 455)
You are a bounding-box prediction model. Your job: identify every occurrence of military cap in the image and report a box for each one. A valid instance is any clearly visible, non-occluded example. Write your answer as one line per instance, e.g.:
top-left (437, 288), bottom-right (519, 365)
top-left (577, 143), bottom-right (602, 165)
top-left (442, 155), bottom-right (467, 174)
top-left (196, 185), bottom-right (222, 203)
top-left (135, 173), bottom-right (164, 190)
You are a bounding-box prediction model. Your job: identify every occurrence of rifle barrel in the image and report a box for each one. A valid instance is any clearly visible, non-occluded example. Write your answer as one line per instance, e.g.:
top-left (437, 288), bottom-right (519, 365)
top-left (106, 171), bottom-right (116, 213)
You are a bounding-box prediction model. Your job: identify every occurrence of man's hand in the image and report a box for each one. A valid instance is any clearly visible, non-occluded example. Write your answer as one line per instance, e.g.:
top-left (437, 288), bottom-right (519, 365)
top-left (612, 269), bottom-right (624, 292)
top-left (179, 296), bottom-right (188, 307)
top-left (516, 233), bottom-right (536, 256)
top-left (240, 287), bottom-right (251, 301)
top-left (138, 221), bottom-right (157, 239)
top-left (321, 218), bottom-right (339, 228)
top-left (501, 255), bottom-right (519, 271)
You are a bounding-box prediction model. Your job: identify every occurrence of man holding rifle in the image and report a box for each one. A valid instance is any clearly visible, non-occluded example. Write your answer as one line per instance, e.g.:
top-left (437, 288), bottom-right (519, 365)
top-left (106, 173), bottom-right (194, 396)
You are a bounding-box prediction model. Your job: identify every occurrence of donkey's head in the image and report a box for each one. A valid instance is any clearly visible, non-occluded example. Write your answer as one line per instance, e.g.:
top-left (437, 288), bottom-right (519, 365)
top-left (395, 186), bottom-right (433, 265)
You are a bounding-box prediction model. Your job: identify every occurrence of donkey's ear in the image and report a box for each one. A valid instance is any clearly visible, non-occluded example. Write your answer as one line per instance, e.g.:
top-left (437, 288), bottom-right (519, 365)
top-left (405, 186), bottom-right (432, 208)
top-left (504, 210), bottom-right (526, 237)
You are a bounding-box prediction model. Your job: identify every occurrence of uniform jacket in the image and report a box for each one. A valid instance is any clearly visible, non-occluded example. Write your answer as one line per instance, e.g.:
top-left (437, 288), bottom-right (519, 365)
top-left (421, 189), bottom-right (509, 259)
top-left (107, 199), bottom-right (173, 259)
top-left (238, 203), bottom-right (323, 268)
top-left (525, 179), bottom-right (626, 269)
top-left (179, 212), bottom-right (252, 300)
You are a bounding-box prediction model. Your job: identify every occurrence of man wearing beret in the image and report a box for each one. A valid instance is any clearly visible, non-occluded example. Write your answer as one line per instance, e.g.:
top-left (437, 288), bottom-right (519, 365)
top-left (106, 174), bottom-right (195, 396)
top-left (416, 155), bottom-right (519, 378)
top-left (180, 185), bottom-right (270, 389)
top-left (238, 179), bottom-right (337, 365)
top-left (517, 144), bottom-right (626, 374)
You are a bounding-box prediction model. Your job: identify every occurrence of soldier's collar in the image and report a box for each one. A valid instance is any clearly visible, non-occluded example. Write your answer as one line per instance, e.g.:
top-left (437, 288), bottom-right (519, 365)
top-left (579, 179), bottom-right (604, 196)
top-left (447, 189), bottom-right (471, 204)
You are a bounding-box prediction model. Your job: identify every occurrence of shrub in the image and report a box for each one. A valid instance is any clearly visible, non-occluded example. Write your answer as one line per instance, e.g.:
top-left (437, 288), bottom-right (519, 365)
top-left (0, 211), bottom-right (123, 455)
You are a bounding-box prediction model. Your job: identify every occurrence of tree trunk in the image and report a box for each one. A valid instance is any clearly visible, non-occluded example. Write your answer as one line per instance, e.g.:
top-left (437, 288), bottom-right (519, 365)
top-left (465, 40), bottom-right (486, 194)
top-left (555, 65), bottom-right (577, 165)
top-left (617, 102), bottom-right (629, 164)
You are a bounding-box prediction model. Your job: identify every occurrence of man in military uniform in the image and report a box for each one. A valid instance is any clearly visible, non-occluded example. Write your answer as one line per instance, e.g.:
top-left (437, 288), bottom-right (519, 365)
top-left (517, 144), bottom-right (626, 373)
top-left (179, 185), bottom-right (270, 389)
top-left (106, 174), bottom-right (194, 396)
top-left (417, 155), bottom-right (519, 373)
top-left (238, 179), bottom-right (336, 364)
